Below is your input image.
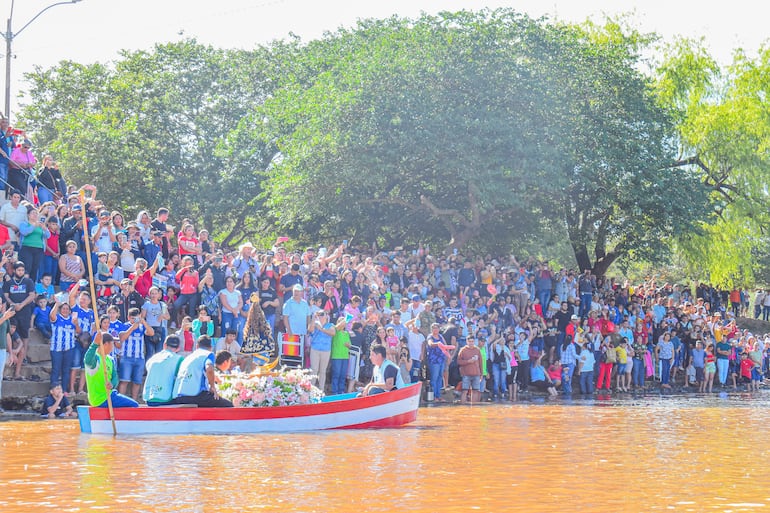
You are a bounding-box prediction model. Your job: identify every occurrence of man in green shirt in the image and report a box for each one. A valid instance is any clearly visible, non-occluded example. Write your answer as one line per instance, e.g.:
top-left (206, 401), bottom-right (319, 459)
top-left (330, 321), bottom-right (351, 395)
top-left (84, 332), bottom-right (138, 408)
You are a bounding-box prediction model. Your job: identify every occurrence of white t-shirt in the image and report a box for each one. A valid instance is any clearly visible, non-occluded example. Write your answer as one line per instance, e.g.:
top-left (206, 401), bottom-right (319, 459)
top-left (406, 330), bottom-right (425, 361)
top-left (91, 224), bottom-right (113, 253)
top-left (215, 337), bottom-right (241, 355)
top-left (0, 202), bottom-right (27, 242)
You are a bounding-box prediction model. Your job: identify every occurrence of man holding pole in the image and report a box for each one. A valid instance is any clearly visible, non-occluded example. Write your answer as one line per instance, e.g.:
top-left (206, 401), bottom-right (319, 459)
top-left (83, 331), bottom-right (138, 408)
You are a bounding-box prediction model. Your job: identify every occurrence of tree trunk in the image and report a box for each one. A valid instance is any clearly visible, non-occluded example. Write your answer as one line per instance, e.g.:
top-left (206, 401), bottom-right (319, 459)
top-left (572, 244), bottom-right (592, 273)
top-left (446, 227), bottom-right (476, 252)
top-left (591, 252), bottom-right (618, 280)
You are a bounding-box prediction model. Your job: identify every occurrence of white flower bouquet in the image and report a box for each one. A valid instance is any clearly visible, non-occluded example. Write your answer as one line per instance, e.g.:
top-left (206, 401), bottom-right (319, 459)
top-left (218, 367), bottom-right (324, 407)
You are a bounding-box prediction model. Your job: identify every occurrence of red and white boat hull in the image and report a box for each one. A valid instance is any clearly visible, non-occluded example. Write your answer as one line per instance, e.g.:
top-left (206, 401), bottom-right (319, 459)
top-left (78, 382), bottom-right (421, 435)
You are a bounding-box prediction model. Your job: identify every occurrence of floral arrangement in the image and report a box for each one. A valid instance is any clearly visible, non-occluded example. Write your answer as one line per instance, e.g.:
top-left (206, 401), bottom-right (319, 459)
top-left (218, 367), bottom-right (324, 407)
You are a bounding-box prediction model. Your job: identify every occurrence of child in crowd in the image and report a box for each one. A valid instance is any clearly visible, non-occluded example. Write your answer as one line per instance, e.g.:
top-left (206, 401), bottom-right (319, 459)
top-left (192, 305), bottom-right (215, 338)
top-left (96, 252), bottom-right (112, 296)
top-left (40, 384), bottom-right (76, 418)
top-left (616, 339), bottom-right (629, 392)
top-left (42, 217), bottom-right (60, 282)
top-left (175, 316), bottom-right (195, 355)
top-left (35, 274), bottom-right (55, 299)
top-left (703, 343), bottom-right (716, 393)
top-left (31, 295), bottom-right (53, 340)
top-left (385, 326), bottom-right (399, 362)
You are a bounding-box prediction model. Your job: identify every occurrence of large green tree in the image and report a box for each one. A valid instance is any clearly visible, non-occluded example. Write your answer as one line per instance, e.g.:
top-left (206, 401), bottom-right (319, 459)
top-left (19, 40), bottom-right (279, 246)
top-left (250, 10), bottom-right (709, 274)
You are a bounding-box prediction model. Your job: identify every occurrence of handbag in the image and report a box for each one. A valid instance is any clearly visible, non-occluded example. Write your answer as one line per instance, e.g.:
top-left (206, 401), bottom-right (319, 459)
top-left (77, 332), bottom-right (92, 349)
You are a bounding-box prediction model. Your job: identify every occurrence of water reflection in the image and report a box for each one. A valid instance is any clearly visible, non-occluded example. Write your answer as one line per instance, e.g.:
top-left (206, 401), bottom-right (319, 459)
top-left (2, 396), bottom-right (770, 512)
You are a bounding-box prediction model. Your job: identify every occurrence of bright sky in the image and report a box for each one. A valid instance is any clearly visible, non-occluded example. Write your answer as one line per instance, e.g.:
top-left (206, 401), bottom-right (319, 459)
top-left (4, 0), bottom-right (768, 118)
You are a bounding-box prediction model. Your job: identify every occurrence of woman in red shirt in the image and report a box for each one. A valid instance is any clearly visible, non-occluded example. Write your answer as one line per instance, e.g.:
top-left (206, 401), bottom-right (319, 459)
top-left (177, 223), bottom-right (201, 264)
top-left (174, 256), bottom-right (200, 325)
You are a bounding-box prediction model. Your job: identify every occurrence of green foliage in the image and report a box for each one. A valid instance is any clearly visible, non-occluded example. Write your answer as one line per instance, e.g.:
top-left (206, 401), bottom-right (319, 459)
top-left (248, 9), bottom-right (708, 274)
top-left (17, 10), bottom-right (738, 283)
top-left (657, 41), bottom-right (770, 286)
top-left (19, 40), bottom-right (279, 246)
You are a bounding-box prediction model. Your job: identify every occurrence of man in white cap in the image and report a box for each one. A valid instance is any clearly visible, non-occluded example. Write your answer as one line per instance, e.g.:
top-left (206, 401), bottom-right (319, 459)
top-left (283, 284), bottom-right (310, 337)
top-left (232, 242), bottom-right (258, 279)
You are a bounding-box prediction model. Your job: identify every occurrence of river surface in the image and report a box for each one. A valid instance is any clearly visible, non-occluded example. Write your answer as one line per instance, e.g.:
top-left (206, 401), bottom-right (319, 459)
top-left (2, 395), bottom-right (770, 512)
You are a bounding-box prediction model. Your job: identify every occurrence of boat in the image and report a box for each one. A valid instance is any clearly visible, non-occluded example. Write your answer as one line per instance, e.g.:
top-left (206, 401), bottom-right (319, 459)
top-left (77, 382), bottom-right (422, 435)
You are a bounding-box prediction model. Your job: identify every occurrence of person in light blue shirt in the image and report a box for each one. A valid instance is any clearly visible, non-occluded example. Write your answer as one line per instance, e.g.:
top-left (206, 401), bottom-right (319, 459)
top-left (308, 310), bottom-right (339, 392)
top-left (282, 284), bottom-right (310, 336)
top-left (656, 332), bottom-right (675, 389)
top-left (652, 298), bottom-right (667, 326)
top-left (172, 335), bottom-right (232, 407)
top-left (143, 335), bottom-right (183, 405)
top-left (578, 341), bottom-right (596, 395)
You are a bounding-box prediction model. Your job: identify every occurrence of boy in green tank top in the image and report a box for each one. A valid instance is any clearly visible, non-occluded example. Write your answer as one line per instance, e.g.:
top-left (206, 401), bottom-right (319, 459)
top-left (84, 332), bottom-right (138, 408)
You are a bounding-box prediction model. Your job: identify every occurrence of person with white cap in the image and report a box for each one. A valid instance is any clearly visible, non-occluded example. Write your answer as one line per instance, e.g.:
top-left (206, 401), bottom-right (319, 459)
top-left (232, 242), bottom-right (258, 279)
top-left (283, 283), bottom-right (310, 337)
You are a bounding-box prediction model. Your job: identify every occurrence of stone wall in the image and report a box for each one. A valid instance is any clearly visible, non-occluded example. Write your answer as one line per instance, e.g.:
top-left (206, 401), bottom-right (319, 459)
top-left (3, 328), bottom-right (56, 411)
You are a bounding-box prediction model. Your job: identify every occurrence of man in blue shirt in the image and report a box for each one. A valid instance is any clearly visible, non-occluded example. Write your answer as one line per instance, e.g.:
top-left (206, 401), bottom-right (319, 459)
top-left (172, 335), bottom-right (232, 407)
top-left (283, 284), bottom-right (310, 336)
top-left (143, 335), bottom-right (183, 406)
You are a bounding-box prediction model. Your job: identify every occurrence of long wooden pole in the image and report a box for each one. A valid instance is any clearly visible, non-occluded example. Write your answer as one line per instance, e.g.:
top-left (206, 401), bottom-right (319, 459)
top-left (79, 190), bottom-right (116, 436)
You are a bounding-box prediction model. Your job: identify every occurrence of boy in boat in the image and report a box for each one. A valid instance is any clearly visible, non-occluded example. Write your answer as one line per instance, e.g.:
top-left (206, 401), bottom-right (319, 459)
top-left (361, 343), bottom-right (407, 397)
top-left (84, 331), bottom-right (139, 408)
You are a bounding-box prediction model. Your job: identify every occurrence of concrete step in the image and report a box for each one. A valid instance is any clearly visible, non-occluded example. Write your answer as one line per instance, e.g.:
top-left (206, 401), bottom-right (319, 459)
top-left (2, 379), bottom-right (50, 398)
top-left (3, 363), bottom-right (51, 381)
top-left (29, 328), bottom-right (47, 346)
top-left (26, 344), bottom-right (52, 364)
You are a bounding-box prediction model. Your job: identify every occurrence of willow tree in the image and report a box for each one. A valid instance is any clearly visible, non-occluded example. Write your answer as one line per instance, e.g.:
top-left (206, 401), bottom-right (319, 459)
top-left (657, 40), bottom-right (770, 286)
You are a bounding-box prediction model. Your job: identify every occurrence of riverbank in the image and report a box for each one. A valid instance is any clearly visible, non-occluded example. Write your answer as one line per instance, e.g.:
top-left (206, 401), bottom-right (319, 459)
top-left (4, 314), bottom-right (769, 416)
top-left (3, 383), bottom-right (767, 421)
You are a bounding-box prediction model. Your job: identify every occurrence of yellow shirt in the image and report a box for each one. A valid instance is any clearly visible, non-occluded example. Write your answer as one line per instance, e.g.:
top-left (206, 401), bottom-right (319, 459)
top-left (616, 346), bottom-right (628, 364)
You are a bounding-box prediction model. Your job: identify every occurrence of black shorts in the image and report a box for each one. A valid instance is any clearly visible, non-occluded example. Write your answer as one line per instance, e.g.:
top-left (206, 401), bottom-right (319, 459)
top-left (506, 368), bottom-right (518, 386)
top-left (14, 312), bottom-right (31, 339)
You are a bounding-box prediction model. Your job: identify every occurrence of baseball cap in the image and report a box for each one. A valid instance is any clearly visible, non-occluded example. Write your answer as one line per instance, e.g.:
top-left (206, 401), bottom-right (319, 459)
top-left (165, 335), bottom-right (181, 349)
top-left (293, 284), bottom-right (304, 291)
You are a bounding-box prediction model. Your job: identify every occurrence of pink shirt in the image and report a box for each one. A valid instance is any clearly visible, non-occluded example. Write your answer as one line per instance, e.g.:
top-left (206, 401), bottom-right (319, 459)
top-left (10, 147), bottom-right (36, 168)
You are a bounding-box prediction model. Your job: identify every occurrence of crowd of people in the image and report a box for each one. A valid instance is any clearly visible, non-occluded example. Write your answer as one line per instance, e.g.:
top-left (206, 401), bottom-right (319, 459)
top-left (0, 131), bottom-right (768, 412)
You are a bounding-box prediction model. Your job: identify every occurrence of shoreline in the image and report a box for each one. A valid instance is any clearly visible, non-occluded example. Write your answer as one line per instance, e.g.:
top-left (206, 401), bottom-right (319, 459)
top-left (3, 384), bottom-right (766, 421)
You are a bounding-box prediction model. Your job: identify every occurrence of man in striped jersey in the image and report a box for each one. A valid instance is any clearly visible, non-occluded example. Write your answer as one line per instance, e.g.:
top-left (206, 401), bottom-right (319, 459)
top-left (118, 307), bottom-right (155, 401)
top-left (48, 298), bottom-right (78, 396)
top-left (69, 290), bottom-right (95, 396)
